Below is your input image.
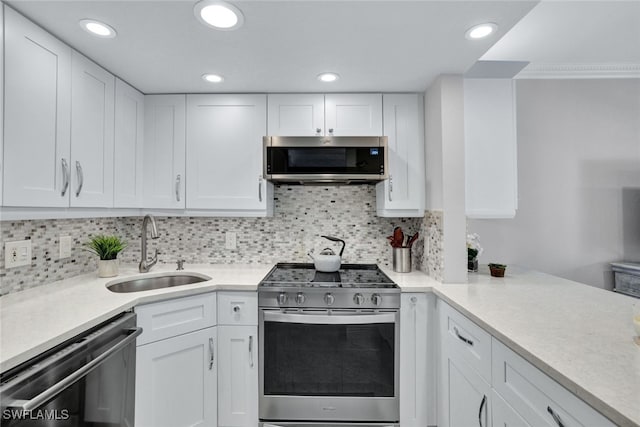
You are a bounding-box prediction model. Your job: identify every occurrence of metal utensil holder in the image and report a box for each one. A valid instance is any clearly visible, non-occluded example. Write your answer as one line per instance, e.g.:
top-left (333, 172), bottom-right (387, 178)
top-left (393, 247), bottom-right (411, 273)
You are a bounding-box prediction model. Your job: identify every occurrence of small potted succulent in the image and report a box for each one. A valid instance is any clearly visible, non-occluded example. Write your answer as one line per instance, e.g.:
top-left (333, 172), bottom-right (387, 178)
top-left (85, 235), bottom-right (127, 278)
top-left (488, 263), bottom-right (507, 277)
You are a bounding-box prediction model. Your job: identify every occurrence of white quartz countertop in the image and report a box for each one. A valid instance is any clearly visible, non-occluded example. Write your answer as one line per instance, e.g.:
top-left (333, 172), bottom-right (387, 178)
top-left (1, 264), bottom-right (638, 426)
top-left (0, 263), bottom-right (272, 373)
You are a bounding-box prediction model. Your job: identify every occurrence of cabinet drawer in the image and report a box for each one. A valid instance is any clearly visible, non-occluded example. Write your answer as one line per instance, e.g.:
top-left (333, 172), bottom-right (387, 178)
top-left (217, 292), bottom-right (258, 326)
top-left (492, 338), bottom-right (615, 427)
top-left (135, 293), bottom-right (216, 345)
top-left (438, 300), bottom-right (491, 382)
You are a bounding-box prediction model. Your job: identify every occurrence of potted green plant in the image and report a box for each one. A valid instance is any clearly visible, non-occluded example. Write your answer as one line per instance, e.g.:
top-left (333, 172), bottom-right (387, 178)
top-left (85, 235), bottom-right (127, 278)
top-left (488, 263), bottom-right (507, 277)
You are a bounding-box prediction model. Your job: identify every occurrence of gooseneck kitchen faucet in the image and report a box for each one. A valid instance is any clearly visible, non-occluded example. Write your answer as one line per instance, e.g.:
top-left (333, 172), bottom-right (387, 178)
top-left (139, 214), bottom-right (159, 273)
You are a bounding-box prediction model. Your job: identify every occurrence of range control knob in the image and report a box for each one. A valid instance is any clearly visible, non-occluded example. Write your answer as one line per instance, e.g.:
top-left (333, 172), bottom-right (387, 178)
top-left (353, 293), bottom-right (365, 305)
top-left (296, 292), bottom-right (306, 305)
top-left (277, 293), bottom-right (288, 305)
top-left (324, 293), bottom-right (335, 306)
top-left (371, 294), bottom-right (382, 306)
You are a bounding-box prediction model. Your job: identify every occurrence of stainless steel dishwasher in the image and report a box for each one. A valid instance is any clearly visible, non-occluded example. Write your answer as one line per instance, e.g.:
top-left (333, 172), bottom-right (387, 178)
top-left (0, 312), bottom-right (141, 426)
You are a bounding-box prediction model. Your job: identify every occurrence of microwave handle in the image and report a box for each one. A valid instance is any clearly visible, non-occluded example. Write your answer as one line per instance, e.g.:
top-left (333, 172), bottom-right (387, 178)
top-left (263, 311), bottom-right (395, 325)
top-left (5, 327), bottom-right (142, 412)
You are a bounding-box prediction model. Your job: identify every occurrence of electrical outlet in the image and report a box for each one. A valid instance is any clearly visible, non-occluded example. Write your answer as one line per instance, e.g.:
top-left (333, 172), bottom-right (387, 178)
top-left (225, 231), bottom-right (237, 250)
top-left (59, 235), bottom-right (72, 259)
top-left (5, 239), bottom-right (32, 268)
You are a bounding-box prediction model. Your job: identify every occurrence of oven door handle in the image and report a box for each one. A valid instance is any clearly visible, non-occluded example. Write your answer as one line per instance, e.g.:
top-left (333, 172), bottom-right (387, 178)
top-left (5, 327), bottom-right (142, 412)
top-left (263, 311), bottom-right (396, 325)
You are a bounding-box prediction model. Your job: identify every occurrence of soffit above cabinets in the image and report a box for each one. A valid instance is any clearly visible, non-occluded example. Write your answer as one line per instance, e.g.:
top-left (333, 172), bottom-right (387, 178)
top-left (482, 1), bottom-right (640, 79)
top-left (5, 0), bottom-right (537, 94)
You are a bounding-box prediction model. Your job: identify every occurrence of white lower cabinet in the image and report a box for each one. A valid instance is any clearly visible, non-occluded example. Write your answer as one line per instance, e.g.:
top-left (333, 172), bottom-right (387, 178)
top-left (217, 326), bottom-right (258, 426)
top-left (399, 293), bottom-right (432, 427)
top-left (492, 390), bottom-right (531, 427)
top-left (438, 300), bottom-right (616, 427)
top-left (136, 327), bottom-right (217, 427)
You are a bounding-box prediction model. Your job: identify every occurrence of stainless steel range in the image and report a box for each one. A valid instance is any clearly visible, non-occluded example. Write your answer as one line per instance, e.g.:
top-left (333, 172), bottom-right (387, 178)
top-left (258, 263), bottom-right (400, 427)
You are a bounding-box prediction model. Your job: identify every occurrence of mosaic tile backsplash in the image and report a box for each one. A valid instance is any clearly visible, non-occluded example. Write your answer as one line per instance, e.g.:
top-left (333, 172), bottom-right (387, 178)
top-left (1, 186), bottom-right (429, 296)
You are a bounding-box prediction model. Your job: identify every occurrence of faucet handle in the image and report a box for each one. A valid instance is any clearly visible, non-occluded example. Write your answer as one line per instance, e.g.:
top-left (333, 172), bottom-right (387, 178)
top-left (177, 259), bottom-right (185, 271)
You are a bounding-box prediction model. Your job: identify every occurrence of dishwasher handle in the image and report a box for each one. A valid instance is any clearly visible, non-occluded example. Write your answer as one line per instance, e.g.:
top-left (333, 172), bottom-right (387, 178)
top-left (5, 327), bottom-right (142, 412)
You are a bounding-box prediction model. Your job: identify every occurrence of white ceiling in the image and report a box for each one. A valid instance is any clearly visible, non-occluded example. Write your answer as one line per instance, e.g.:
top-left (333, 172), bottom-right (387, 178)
top-left (5, 0), bottom-right (537, 93)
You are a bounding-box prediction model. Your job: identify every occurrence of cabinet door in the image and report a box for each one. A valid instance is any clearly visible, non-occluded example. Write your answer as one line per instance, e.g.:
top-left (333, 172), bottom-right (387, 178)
top-left (114, 78), bottom-right (144, 208)
top-left (399, 293), bottom-right (431, 427)
top-left (267, 94), bottom-right (324, 136)
top-left (3, 7), bottom-right (72, 207)
top-left (325, 93), bottom-right (382, 136)
top-left (217, 326), bottom-right (258, 427)
top-left (186, 94), bottom-right (271, 213)
top-left (464, 78), bottom-right (518, 218)
top-left (70, 51), bottom-right (115, 207)
top-left (0, 6), bottom-right (4, 205)
top-left (442, 353), bottom-right (491, 427)
top-left (493, 390), bottom-right (532, 427)
top-left (143, 95), bottom-right (186, 209)
top-left (136, 327), bottom-right (217, 427)
top-left (376, 94), bottom-right (425, 217)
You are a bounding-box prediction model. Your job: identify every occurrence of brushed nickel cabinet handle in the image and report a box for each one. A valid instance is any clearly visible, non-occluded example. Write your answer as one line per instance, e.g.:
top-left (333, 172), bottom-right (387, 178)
top-left (478, 395), bottom-right (487, 427)
top-left (175, 174), bottom-right (181, 202)
top-left (454, 326), bottom-right (474, 346)
top-left (75, 161), bottom-right (83, 197)
top-left (258, 176), bottom-right (263, 202)
top-left (61, 158), bottom-right (70, 197)
top-left (208, 337), bottom-right (214, 370)
top-left (249, 335), bottom-right (254, 368)
top-left (315, 128), bottom-right (322, 135)
top-left (547, 406), bottom-right (565, 427)
top-left (388, 175), bottom-right (393, 201)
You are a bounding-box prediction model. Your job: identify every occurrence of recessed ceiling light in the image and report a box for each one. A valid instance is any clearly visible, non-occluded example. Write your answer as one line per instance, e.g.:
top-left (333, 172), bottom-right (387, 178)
top-left (317, 72), bottom-right (340, 83)
top-left (202, 73), bottom-right (224, 83)
top-left (78, 19), bottom-right (117, 38)
top-left (194, 1), bottom-right (244, 31)
top-left (465, 23), bottom-right (498, 40)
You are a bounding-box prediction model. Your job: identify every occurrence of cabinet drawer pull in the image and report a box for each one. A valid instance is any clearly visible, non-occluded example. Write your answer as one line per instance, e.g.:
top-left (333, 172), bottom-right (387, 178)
top-left (478, 395), bottom-right (487, 427)
top-left (547, 406), bottom-right (565, 427)
top-left (75, 161), bottom-right (83, 197)
top-left (453, 326), bottom-right (474, 346)
top-left (61, 158), bottom-right (70, 197)
top-left (249, 335), bottom-right (254, 368)
top-left (208, 337), bottom-right (214, 370)
top-left (175, 174), bottom-right (181, 202)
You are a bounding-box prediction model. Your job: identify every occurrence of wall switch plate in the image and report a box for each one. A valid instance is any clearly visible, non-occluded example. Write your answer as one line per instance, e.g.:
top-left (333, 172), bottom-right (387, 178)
top-left (59, 235), bottom-right (72, 259)
top-left (225, 231), bottom-right (237, 250)
top-left (5, 239), bottom-right (32, 268)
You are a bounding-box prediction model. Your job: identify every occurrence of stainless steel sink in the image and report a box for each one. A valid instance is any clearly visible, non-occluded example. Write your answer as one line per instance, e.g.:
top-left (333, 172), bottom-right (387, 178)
top-left (107, 273), bottom-right (211, 293)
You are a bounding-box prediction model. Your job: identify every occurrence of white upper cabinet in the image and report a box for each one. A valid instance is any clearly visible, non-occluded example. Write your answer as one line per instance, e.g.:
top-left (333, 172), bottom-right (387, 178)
top-left (325, 93), bottom-right (383, 136)
top-left (3, 6), bottom-right (72, 207)
top-left (0, 6), bottom-right (4, 206)
top-left (143, 95), bottom-right (186, 209)
top-left (114, 79), bottom-right (144, 208)
top-left (464, 78), bottom-right (518, 218)
top-left (267, 94), bottom-right (325, 136)
top-left (267, 93), bottom-right (382, 136)
top-left (70, 51), bottom-right (115, 207)
top-left (376, 93), bottom-right (425, 217)
top-left (186, 94), bottom-right (273, 215)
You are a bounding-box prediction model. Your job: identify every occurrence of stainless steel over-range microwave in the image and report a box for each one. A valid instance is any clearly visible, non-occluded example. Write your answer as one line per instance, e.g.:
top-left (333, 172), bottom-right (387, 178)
top-left (263, 136), bottom-right (388, 184)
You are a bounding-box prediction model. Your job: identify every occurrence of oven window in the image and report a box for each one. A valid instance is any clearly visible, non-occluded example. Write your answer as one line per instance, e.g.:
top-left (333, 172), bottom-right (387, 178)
top-left (263, 321), bottom-right (395, 397)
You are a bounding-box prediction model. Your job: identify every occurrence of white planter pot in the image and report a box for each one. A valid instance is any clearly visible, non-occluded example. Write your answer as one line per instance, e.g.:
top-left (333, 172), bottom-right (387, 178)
top-left (98, 259), bottom-right (119, 278)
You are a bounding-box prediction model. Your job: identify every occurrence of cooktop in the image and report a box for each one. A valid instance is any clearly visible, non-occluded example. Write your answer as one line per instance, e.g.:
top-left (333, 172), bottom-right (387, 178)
top-left (259, 263), bottom-right (398, 288)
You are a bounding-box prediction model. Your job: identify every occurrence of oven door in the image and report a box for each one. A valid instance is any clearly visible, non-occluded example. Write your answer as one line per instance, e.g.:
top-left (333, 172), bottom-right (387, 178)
top-left (259, 309), bottom-right (399, 423)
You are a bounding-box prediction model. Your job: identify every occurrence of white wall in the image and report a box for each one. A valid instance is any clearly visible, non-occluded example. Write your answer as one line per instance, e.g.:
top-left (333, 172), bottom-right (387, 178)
top-left (469, 78), bottom-right (640, 290)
